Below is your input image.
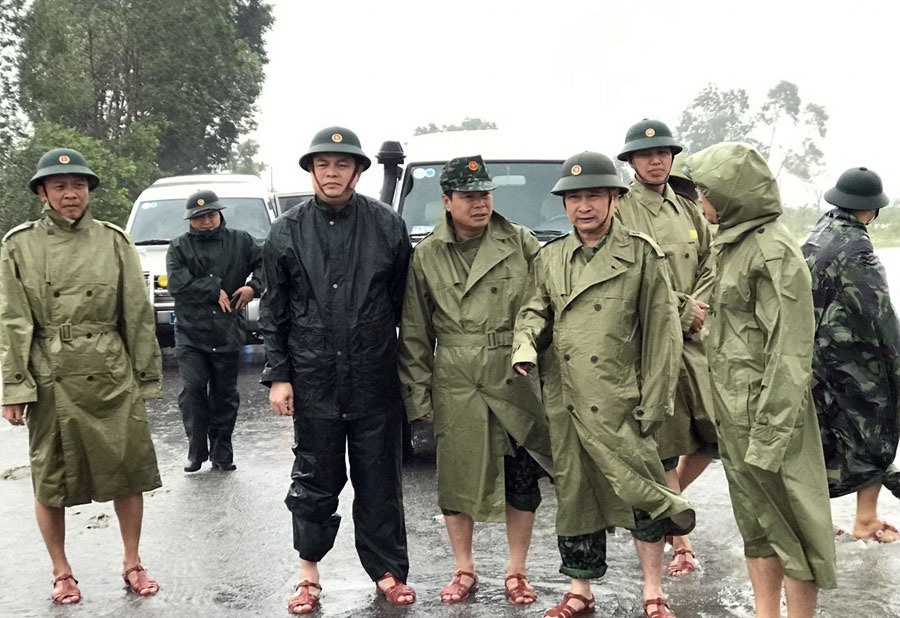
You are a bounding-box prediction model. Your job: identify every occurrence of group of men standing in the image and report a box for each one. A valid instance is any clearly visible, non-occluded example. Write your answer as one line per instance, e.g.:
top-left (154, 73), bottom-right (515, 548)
top-left (2, 118), bottom-right (899, 618)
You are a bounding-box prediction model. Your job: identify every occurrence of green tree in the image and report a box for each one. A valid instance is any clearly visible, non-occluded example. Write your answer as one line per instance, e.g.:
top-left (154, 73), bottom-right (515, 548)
top-left (220, 138), bottom-right (265, 175)
top-left (677, 80), bottom-right (829, 198)
top-left (17, 0), bottom-right (273, 175)
top-left (0, 121), bottom-right (159, 234)
top-left (414, 117), bottom-right (498, 135)
top-left (0, 0), bottom-right (26, 161)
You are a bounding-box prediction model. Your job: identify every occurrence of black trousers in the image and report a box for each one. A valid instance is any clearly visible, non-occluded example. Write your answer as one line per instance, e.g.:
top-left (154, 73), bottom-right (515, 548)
top-left (176, 346), bottom-right (241, 464)
top-left (285, 409), bottom-right (410, 582)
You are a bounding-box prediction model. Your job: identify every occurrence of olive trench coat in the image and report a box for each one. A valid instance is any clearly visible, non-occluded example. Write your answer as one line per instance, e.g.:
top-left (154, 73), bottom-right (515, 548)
top-left (617, 181), bottom-right (717, 458)
top-left (685, 143), bottom-right (837, 588)
top-left (512, 221), bottom-right (693, 536)
top-left (0, 206), bottom-right (162, 508)
top-left (398, 212), bottom-right (551, 521)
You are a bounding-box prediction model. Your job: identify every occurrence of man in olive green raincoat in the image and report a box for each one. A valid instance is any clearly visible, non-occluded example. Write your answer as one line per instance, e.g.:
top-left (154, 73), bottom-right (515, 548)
top-left (398, 155), bottom-right (551, 606)
top-left (685, 142), bottom-right (837, 618)
top-left (513, 152), bottom-right (693, 618)
top-left (616, 119), bottom-right (716, 577)
top-left (0, 148), bottom-right (163, 605)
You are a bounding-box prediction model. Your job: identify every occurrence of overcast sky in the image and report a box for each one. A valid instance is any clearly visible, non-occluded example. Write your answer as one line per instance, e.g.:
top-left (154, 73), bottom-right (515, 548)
top-left (251, 0), bottom-right (896, 203)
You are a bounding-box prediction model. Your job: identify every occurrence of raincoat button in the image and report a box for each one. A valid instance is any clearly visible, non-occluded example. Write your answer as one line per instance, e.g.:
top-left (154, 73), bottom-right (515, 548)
top-left (566, 404), bottom-right (574, 412)
top-left (87, 375), bottom-right (94, 381)
top-left (14, 372), bottom-right (22, 379)
top-left (636, 409), bottom-right (644, 417)
top-left (590, 356), bottom-right (598, 363)
top-left (505, 378), bottom-right (512, 385)
top-left (491, 287), bottom-right (498, 293)
top-left (757, 228), bottom-right (765, 234)
top-left (336, 351), bottom-right (342, 357)
top-left (53, 291), bottom-right (60, 298)
top-left (139, 371), bottom-right (146, 378)
top-left (54, 376), bottom-right (61, 382)
top-left (329, 220), bottom-right (335, 225)
top-left (593, 304), bottom-right (601, 311)
top-left (591, 405), bottom-right (598, 412)
top-left (86, 290), bottom-right (93, 296)
top-left (684, 253), bottom-right (690, 259)
top-left (563, 354), bottom-right (570, 361)
top-left (86, 333), bottom-right (92, 339)
top-left (332, 283), bottom-right (338, 289)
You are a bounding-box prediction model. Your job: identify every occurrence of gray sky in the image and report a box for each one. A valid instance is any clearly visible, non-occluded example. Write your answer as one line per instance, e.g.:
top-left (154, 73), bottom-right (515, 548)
top-left (251, 0), bottom-right (897, 204)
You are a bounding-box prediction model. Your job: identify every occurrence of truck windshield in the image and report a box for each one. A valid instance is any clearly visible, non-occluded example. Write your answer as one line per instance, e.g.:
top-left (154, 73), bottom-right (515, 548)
top-left (130, 197), bottom-right (271, 243)
top-left (399, 161), bottom-right (568, 242)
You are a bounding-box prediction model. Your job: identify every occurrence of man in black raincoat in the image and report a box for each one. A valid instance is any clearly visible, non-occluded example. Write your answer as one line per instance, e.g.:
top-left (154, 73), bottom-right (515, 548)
top-left (802, 166), bottom-right (900, 543)
top-left (166, 190), bottom-right (263, 472)
top-left (260, 126), bottom-right (415, 614)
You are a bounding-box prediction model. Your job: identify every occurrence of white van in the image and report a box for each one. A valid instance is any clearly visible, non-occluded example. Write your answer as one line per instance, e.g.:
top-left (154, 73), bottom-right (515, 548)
top-left (124, 174), bottom-right (275, 346)
top-left (375, 130), bottom-right (591, 246)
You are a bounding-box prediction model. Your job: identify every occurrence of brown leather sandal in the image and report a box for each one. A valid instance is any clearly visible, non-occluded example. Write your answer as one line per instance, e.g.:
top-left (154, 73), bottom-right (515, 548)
top-left (288, 580), bottom-right (321, 615)
top-left (375, 573), bottom-right (416, 605)
top-left (51, 573), bottom-right (81, 605)
top-left (122, 564), bottom-right (159, 596)
top-left (505, 572), bottom-right (537, 605)
top-left (543, 592), bottom-right (595, 617)
top-left (666, 548), bottom-right (696, 576)
top-left (643, 597), bottom-right (676, 618)
top-left (440, 569), bottom-right (478, 603)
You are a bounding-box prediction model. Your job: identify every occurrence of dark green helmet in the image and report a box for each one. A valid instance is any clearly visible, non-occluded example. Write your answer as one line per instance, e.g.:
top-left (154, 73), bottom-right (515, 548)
top-left (440, 155), bottom-right (496, 193)
top-left (184, 189), bottom-right (226, 219)
top-left (668, 151), bottom-right (696, 199)
top-left (299, 126), bottom-right (371, 172)
top-left (28, 148), bottom-right (100, 194)
top-left (617, 119), bottom-right (683, 161)
top-left (824, 167), bottom-right (890, 211)
top-left (551, 152), bottom-right (629, 196)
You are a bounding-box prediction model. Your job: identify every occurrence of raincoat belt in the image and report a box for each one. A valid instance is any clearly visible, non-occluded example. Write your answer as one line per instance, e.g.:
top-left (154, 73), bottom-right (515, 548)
top-left (437, 332), bottom-right (513, 349)
top-left (34, 321), bottom-right (118, 342)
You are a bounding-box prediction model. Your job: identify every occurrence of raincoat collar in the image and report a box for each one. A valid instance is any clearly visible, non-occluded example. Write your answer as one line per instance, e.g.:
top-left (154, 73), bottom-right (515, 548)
top-left (629, 180), bottom-right (682, 215)
top-left (313, 192), bottom-right (357, 218)
top-left (43, 202), bottom-right (93, 231)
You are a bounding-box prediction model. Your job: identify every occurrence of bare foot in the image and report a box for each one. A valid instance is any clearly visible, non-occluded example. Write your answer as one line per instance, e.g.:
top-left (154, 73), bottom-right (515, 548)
top-left (376, 573), bottom-right (415, 605)
top-left (440, 570), bottom-right (477, 603)
top-left (51, 573), bottom-right (81, 605)
top-left (505, 572), bottom-right (537, 605)
top-left (853, 520), bottom-right (899, 543)
top-left (288, 580), bottom-right (321, 615)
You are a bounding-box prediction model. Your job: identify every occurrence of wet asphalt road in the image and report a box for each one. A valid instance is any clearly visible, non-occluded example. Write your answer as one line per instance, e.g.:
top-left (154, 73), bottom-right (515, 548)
top-left (2, 347), bottom-right (900, 617)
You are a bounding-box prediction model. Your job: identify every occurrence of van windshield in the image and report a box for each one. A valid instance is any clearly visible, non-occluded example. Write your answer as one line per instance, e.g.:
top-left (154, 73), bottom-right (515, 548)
top-left (399, 161), bottom-right (568, 242)
top-left (130, 197), bottom-right (271, 243)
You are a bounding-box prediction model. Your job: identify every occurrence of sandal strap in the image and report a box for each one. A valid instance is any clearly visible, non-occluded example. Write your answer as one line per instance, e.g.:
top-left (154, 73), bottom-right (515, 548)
top-left (672, 548), bottom-right (695, 557)
top-left (544, 592), bottom-right (595, 618)
top-left (288, 580), bottom-right (321, 613)
top-left (52, 573), bottom-right (79, 586)
top-left (643, 597), bottom-right (674, 618)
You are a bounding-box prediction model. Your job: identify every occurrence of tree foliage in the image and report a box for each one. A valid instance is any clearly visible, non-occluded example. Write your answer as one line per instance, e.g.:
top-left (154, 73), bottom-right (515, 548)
top-left (677, 80), bottom-right (829, 195)
top-left (17, 0), bottom-right (273, 175)
top-left (221, 138), bottom-right (266, 175)
top-left (414, 117), bottom-right (498, 135)
top-left (0, 0), bottom-right (26, 160)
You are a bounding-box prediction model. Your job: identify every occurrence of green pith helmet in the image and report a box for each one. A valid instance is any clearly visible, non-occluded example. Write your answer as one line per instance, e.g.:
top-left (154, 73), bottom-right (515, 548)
top-left (184, 189), bottom-right (226, 219)
top-left (28, 148), bottom-right (100, 194)
top-left (824, 167), bottom-right (890, 211)
top-left (551, 152), bottom-right (629, 196)
top-left (617, 119), bottom-right (683, 161)
top-left (668, 151), bottom-right (696, 198)
top-left (440, 155), bottom-right (496, 193)
top-left (299, 126), bottom-right (371, 172)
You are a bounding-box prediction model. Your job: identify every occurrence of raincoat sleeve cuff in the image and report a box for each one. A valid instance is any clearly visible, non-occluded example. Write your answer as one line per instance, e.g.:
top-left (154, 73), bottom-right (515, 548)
top-left (260, 362), bottom-right (290, 387)
top-left (1, 372), bottom-right (36, 404)
top-left (139, 379), bottom-right (162, 400)
top-left (402, 384), bottom-right (433, 422)
top-left (745, 423), bottom-right (789, 472)
top-left (511, 345), bottom-right (538, 368)
top-left (632, 403), bottom-right (670, 437)
top-left (677, 294), bottom-right (696, 333)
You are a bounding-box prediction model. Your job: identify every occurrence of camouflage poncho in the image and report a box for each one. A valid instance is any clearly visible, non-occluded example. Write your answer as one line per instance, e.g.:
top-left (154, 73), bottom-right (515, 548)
top-left (802, 208), bottom-right (900, 500)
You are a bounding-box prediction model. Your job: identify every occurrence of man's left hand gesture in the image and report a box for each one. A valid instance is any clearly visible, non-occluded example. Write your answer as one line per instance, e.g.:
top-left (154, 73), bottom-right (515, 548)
top-left (231, 285), bottom-right (255, 311)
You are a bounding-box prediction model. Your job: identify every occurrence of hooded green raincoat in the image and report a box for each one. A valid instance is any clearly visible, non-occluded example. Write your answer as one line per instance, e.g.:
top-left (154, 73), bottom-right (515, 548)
top-left (512, 221), bottom-right (693, 536)
top-left (398, 212), bottom-right (551, 521)
top-left (685, 143), bottom-right (836, 588)
top-left (617, 181), bottom-right (717, 458)
top-left (0, 206), bottom-right (162, 508)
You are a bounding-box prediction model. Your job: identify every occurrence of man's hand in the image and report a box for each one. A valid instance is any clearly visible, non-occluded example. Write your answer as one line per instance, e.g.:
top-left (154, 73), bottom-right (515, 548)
top-left (218, 289), bottom-right (232, 313)
top-left (269, 381), bottom-right (294, 416)
top-left (689, 301), bottom-right (709, 334)
top-left (2, 403), bottom-right (26, 426)
top-left (231, 285), bottom-right (254, 311)
top-left (513, 362), bottom-right (534, 376)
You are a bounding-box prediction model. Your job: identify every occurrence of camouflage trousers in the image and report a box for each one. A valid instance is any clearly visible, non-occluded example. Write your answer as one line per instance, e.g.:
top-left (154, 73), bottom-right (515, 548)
top-left (557, 509), bottom-right (668, 579)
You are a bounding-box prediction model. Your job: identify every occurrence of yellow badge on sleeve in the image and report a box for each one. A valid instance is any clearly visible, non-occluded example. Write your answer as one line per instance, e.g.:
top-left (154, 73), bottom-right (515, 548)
top-left (689, 229), bottom-right (698, 240)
